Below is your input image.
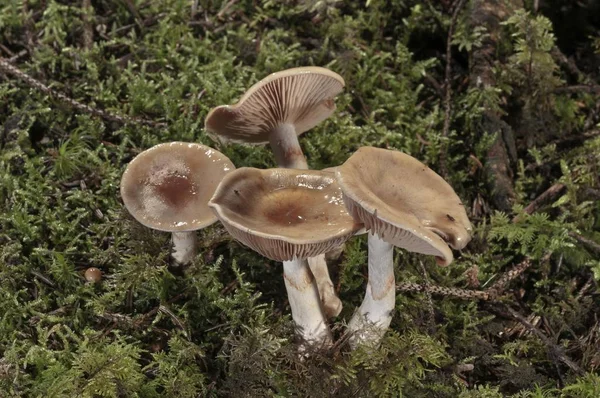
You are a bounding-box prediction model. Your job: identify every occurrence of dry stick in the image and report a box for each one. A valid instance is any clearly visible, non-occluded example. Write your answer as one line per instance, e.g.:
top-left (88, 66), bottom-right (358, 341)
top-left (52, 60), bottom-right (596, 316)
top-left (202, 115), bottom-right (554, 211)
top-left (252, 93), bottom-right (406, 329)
top-left (487, 303), bottom-right (585, 376)
top-left (512, 183), bottom-right (566, 222)
top-left (514, 182), bottom-right (600, 255)
top-left (469, 0), bottom-right (522, 211)
top-left (0, 57), bottom-right (166, 128)
top-left (418, 260), bottom-right (436, 332)
top-left (396, 256), bottom-right (541, 301)
top-left (439, 0), bottom-right (467, 176)
top-left (397, 281), bottom-right (491, 300)
top-left (485, 258), bottom-right (534, 298)
top-left (569, 232), bottom-right (600, 255)
top-left (82, 0), bottom-right (94, 51)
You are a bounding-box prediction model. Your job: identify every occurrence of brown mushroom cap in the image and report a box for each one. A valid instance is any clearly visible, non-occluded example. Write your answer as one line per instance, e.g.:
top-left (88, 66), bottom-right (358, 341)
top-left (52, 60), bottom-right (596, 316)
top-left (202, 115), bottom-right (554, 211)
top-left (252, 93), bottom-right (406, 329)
top-left (336, 147), bottom-right (472, 266)
top-left (208, 168), bottom-right (362, 261)
top-left (121, 142), bottom-right (235, 232)
top-left (205, 67), bottom-right (345, 144)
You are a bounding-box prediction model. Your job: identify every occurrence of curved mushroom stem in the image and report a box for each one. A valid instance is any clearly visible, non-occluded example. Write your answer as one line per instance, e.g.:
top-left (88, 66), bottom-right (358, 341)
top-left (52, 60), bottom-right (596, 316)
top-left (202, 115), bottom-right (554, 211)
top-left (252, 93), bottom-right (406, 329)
top-left (307, 254), bottom-right (343, 318)
top-left (269, 123), bottom-right (342, 318)
top-left (283, 257), bottom-right (333, 349)
top-left (269, 123), bottom-right (308, 169)
top-left (171, 231), bottom-right (196, 266)
top-left (347, 233), bottom-right (395, 348)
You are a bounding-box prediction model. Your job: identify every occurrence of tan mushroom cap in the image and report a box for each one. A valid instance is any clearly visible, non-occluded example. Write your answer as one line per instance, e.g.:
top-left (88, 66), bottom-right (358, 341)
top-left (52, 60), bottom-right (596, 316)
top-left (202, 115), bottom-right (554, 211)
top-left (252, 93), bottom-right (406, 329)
top-left (205, 67), bottom-right (345, 144)
top-left (121, 142), bottom-right (235, 232)
top-left (208, 168), bottom-right (363, 262)
top-left (336, 147), bottom-right (472, 266)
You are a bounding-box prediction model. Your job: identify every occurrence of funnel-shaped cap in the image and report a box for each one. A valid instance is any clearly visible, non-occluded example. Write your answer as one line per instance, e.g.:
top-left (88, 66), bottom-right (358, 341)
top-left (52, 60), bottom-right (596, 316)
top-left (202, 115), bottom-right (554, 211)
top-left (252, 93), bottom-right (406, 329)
top-left (209, 168), bottom-right (362, 261)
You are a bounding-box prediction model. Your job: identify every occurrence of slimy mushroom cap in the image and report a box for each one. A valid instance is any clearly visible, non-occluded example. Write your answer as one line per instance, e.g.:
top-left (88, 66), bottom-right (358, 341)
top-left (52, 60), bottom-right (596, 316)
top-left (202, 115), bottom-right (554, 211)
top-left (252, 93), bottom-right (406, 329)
top-left (120, 142), bottom-right (235, 232)
top-left (208, 167), bottom-right (362, 261)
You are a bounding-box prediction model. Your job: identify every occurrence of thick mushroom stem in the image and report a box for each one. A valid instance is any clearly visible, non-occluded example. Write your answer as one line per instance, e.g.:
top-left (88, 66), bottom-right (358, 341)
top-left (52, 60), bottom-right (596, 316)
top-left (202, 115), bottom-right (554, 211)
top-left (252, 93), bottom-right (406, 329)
top-left (347, 233), bottom-right (395, 348)
top-left (269, 123), bottom-right (308, 169)
top-left (307, 254), bottom-right (343, 318)
top-left (171, 231), bottom-right (197, 265)
top-left (283, 257), bottom-right (333, 348)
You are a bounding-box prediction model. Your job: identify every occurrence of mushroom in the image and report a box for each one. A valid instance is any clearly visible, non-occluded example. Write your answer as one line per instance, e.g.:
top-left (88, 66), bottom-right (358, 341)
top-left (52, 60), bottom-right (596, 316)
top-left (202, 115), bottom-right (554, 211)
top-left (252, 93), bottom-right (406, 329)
top-left (208, 167), bottom-right (362, 349)
top-left (120, 142), bottom-right (235, 265)
top-left (204, 66), bottom-right (345, 169)
top-left (205, 66), bottom-right (346, 317)
top-left (84, 267), bottom-right (102, 283)
top-left (335, 147), bottom-right (473, 347)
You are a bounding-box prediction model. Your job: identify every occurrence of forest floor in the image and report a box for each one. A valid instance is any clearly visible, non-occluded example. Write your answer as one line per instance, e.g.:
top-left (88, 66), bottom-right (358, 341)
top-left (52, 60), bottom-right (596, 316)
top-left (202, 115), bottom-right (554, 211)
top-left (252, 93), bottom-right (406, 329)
top-left (1, 0), bottom-right (600, 397)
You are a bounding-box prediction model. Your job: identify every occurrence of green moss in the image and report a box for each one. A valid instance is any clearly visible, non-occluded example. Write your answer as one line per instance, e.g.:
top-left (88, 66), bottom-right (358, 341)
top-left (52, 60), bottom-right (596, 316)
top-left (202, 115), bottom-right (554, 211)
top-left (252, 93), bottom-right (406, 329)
top-left (1, 0), bottom-right (599, 396)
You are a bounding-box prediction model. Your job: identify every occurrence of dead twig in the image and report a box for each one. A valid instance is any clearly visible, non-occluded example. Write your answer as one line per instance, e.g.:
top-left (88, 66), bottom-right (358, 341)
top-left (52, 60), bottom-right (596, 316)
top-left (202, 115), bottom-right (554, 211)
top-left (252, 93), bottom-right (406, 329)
top-left (569, 232), bottom-right (600, 255)
top-left (418, 261), bottom-right (436, 333)
top-left (82, 0), bottom-right (94, 50)
top-left (439, 0), bottom-right (467, 176)
top-left (485, 259), bottom-right (532, 298)
top-left (553, 85), bottom-right (600, 94)
top-left (398, 255), bottom-right (546, 301)
top-left (397, 281), bottom-right (491, 300)
top-left (512, 183), bottom-right (566, 222)
top-left (0, 57), bottom-right (166, 128)
top-left (488, 303), bottom-right (585, 376)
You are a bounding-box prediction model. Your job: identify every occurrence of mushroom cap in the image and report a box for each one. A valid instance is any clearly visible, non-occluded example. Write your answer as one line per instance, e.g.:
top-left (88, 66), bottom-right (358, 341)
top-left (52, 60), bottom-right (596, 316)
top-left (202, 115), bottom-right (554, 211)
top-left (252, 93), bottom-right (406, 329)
top-left (335, 147), bottom-right (472, 266)
top-left (120, 142), bottom-right (235, 232)
top-left (208, 167), bottom-right (363, 262)
top-left (205, 67), bottom-right (345, 144)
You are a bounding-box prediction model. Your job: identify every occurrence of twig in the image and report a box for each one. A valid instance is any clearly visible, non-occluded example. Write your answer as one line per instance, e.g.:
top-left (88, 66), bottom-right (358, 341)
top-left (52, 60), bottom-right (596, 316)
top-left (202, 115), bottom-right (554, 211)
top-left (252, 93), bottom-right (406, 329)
top-left (82, 0), bottom-right (94, 50)
top-left (551, 46), bottom-right (598, 88)
top-left (569, 232), bottom-right (600, 255)
top-left (0, 57), bottom-right (166, 128)
top-left (418, 261), bottom-right (436, 332)
top-left (22, 0), bottom-right (36, 51)
top-left (553, 85), bottom-right (600, 94)
top-left (30, 270), bottom-right (56, 288)
top-left (397, 281), bottom-right (491, 300)
top-left (512, 183), bottom-right (566, 222)
top-left (439, 0), bottom-right (467, 176)
top-left (398, 256), bottom-right (546, 301)
top-left (217, 0), bottom-right (239, 19)
top-left (488, 303), bottom-right (585, 375)
top-left (485, 258), bottom-right (533, 298)
top-left (158, 305), bottom-right (189, 339)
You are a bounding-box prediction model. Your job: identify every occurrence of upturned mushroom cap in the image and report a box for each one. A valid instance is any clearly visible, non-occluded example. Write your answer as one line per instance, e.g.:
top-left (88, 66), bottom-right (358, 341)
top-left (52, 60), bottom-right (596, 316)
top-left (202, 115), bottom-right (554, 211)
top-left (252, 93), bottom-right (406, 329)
top-left (208, 168), bottom-right (362, 261)
top-left (335, 147), bottom-right (472, 266)
top-left (121, 142), bottom-right (235, 232)
top-left (205, 67), bottom-right (345, 144)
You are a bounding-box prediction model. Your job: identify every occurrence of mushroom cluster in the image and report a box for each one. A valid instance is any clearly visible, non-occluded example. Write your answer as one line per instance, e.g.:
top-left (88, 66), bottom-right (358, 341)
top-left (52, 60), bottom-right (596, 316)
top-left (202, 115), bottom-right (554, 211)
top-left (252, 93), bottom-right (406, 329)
top-left (120, 67), bottom-right (473, 352)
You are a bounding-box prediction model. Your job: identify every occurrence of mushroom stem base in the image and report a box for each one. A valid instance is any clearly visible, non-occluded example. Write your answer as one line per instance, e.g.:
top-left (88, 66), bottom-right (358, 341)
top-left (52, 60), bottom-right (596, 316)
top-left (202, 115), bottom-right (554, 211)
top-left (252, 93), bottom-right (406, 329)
top-left (171, 231), bottom-right (197, 266)
top-left (348, 233), bottom-right (395, 348)
top-left (269, 123), bottom-right (308, 169)
top-left (307, 254), bottom-right (342, 318)
top-left (283, 258), bottom-right (332, 350)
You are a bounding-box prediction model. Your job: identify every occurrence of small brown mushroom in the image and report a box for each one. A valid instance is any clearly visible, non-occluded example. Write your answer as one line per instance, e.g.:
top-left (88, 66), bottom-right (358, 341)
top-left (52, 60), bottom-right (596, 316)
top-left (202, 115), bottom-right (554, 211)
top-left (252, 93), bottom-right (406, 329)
top-left (209, 167), bottom-right (362, 350)
top-left (335, 146), bottom-right (472, 347)
top-left (84, 267), bottom-right (102, 283)
top-left (120, 142), bottom-right (235, 265)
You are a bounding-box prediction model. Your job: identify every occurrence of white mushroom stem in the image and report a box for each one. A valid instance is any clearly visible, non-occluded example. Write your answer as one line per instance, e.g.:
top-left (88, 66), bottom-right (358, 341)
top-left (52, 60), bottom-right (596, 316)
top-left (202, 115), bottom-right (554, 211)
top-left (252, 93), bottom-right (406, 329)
top-left (283, 258), bottom-right (333, 348)
top-left (171, 231), bottom-right (196, 265)
top-left (307, 254), bottom-right (343, 318)
top-left (269, 123), bottom-right (308, 169)
top-left (347, 233), bottom-right (395, 348)
top-left (269, 122), bottom-right (341, 318)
